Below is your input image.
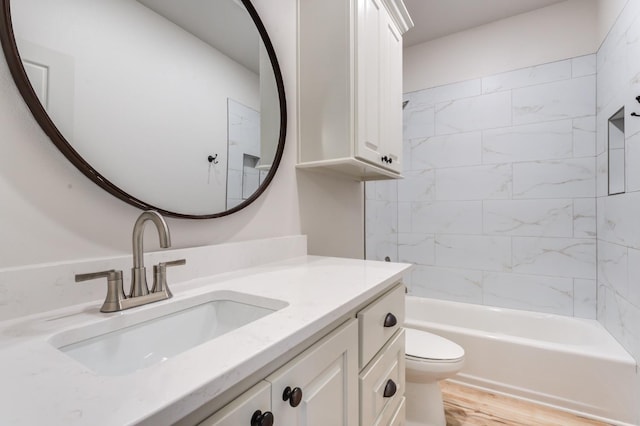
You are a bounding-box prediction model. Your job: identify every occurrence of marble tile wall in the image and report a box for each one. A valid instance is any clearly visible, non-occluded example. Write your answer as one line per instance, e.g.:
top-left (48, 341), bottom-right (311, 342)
top-left (366, 54), bottom-right (598, 318)
top-left (595, 0), bottom-right (640, 364)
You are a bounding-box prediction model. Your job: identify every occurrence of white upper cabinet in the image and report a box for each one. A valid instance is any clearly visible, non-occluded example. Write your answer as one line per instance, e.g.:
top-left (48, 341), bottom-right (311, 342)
top-left (380, 11), bottom-right (404, 172)
top-left (297, 0), bottom-right (413, 180)
top-left (356, 0), bottom-right (383, 168)
top-left (356, 0), bottom-right (404, 174)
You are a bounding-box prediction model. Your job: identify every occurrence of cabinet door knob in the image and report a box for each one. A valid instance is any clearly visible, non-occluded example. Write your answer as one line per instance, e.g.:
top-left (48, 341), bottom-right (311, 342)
top-left (384, 312), bottom-right (397, 328)
top-left (383, 379), bottom-right (397, 398)
top-left (251, 410), bottom-right (274, 426)
top-left (282, 386), bottom-right (303, 407)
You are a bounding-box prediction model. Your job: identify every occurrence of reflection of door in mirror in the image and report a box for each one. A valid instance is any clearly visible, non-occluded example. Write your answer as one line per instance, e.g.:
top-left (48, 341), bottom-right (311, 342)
top-left (16, 40), bottom-right (75, 139)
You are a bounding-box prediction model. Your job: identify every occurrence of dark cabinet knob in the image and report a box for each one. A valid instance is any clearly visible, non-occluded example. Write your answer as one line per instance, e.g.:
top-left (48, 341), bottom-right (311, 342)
top-left (384, 312), bottom-right (397, 328)
top-left (383, 379), bottom-right (397, 398)
top-left (251, 410), bottom-right (274, 426)
top-left (282, 386), bottom-right (303, 407)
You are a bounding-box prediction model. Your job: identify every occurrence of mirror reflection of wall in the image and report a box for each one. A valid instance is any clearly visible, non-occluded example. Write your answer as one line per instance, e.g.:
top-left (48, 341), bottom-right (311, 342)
top-left (608, 107), bottom-right (625, 195)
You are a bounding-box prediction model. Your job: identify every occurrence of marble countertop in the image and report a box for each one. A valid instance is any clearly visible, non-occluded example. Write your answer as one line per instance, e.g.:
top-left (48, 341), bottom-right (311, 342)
top-left (0, 255), bottom-right (410, 425)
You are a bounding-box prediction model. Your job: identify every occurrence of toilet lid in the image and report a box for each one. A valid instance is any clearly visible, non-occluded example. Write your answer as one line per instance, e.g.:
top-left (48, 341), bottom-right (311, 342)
top-left (405, 328), bottom-right (465, 361)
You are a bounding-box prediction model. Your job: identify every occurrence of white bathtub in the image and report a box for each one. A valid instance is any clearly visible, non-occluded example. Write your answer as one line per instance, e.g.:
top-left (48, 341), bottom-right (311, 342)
top-left (405, 296), bottom-right (638, 425)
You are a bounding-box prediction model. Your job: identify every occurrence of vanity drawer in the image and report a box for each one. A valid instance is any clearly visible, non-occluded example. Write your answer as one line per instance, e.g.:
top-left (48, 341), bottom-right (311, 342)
top-left (360, 328), bottom-right (405, 426)
top-left (358, 282), bottom-right (404, 368)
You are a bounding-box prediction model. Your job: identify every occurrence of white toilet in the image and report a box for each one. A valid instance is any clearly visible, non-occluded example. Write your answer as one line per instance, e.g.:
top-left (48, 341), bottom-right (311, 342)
top-left (404, 327), bottom-right (465, 426)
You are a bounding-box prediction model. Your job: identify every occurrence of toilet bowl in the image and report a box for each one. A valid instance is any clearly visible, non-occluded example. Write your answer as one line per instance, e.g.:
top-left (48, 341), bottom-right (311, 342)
top-left (405, 327), bottom-right (465, 426)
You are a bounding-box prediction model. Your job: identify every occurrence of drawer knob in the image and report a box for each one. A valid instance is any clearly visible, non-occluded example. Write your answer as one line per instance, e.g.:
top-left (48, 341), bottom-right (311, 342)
top-left (384, 312), bottom-right (398, 328)
top-left (383, 379), bottom-right (397, 398)
top-left (282, 386), bottom-right (303, 407)
top-left (251, 410), bottom-right (274, 426)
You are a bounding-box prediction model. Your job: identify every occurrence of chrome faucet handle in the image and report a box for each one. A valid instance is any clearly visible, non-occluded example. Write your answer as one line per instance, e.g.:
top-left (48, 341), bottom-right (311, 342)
top-left (75, 269), bottom-right (126, 313)
top-left (151, 259), bottom-right (186, 297)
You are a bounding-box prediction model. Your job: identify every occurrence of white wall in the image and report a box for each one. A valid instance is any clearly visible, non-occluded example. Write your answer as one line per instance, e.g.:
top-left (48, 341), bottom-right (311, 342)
top-left (298, 171), bottom-right (364, 259)
top-left (404, 0), bottom-right (598, 92)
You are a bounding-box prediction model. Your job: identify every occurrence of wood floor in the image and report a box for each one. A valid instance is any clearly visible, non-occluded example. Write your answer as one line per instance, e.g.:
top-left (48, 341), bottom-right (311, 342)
top-left (441, 381), bottom-right (612, 426)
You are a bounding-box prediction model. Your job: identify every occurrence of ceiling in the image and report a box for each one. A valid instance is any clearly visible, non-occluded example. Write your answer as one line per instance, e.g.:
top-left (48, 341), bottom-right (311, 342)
top-left (137, 0), bottom-right (260, 73)
top-left (403, 0), bottom-right (567, 47)
top-left (136, 0), bottom-right (569, 69)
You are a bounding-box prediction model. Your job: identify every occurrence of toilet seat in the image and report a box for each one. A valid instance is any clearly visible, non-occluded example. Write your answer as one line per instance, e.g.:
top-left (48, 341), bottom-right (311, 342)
top-left (405, 328), bottom-right (464, 362)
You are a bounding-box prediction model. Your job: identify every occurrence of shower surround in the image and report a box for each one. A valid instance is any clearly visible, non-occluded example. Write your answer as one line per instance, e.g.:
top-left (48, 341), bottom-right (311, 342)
top-left (366, 54), bottom-right (598, 318)
top-left (595, 0), bottom-right (640, 365)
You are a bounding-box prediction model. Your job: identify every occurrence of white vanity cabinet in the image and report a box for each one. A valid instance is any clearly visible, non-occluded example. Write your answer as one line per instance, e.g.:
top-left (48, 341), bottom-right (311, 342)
top-left (267, 319), bottom-right (359, 425)
top-left (198, 319), bottom-right (358, 426)
top-left (197, 283), bottom-right (405, 426)
top-left (297, 0), bottom-right (413, 181)
top-left (358, 284), bottom-right (406, 425)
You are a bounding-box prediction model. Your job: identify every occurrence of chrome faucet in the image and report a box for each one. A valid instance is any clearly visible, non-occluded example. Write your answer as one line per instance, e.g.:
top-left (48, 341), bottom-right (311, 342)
top-left (75, 210), bottom-right (185, 313)
top-left (130, 210), bottom-right (171, 297)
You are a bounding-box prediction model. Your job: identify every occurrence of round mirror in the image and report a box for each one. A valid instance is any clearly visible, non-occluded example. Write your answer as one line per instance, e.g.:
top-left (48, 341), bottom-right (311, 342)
top-left (0, 0), bottom-right (286, 218)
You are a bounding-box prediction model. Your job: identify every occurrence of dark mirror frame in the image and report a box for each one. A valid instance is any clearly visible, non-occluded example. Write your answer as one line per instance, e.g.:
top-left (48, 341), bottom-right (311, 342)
top-left (0, 0), bottom-right (286, 219)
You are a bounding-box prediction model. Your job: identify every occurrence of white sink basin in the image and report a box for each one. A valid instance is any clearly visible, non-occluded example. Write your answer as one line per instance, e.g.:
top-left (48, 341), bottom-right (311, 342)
top-left (51, 291), bottom-right (287, 375)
